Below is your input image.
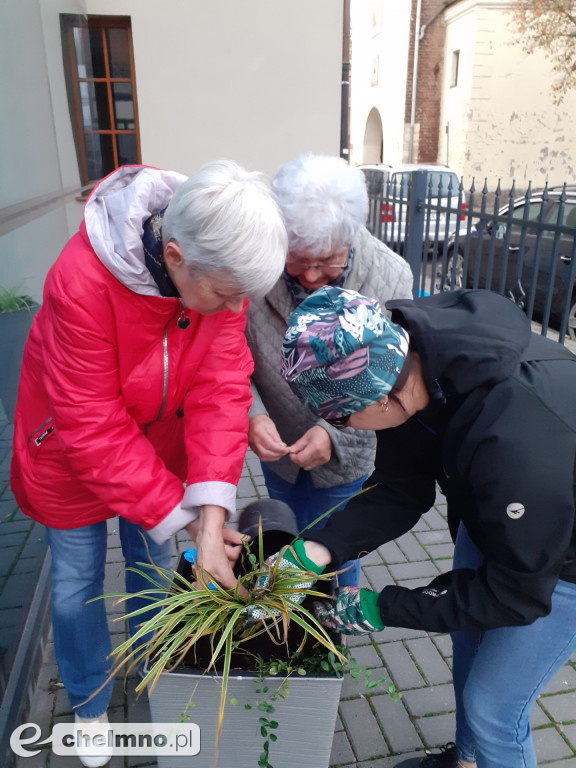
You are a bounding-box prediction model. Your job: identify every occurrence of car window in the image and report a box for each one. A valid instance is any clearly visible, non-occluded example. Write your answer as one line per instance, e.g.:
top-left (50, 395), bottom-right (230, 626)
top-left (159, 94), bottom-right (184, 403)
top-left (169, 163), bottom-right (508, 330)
top-left (389, 170), bottom-right (460, 198)
top-left (426, 171), bottom-right (460, 198)
top-left (390, 172), bottom-right (410, 198)
top-left (510, 201), bottom-right (544, 222)
top-left (543, 201), bottom-right (576, 228)
top-left (361, 169), bottom-right (387, 196)
top-left (506, 201), bottom-right (543, 237)
top-left (565, 205), bottom-right (576, 229)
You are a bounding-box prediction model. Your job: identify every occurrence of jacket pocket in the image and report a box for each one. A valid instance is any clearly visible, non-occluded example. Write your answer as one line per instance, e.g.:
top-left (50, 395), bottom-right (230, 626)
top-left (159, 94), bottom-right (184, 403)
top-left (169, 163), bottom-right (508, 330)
top-left (27, 418), bottom-right (55, 452)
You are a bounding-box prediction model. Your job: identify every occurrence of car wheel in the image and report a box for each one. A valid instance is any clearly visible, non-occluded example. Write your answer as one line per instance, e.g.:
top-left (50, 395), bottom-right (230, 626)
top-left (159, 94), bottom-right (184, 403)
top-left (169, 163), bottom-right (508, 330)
top-left (435, 251), bottom-right (464, 292)
top-left (567, 298), bottom-right (576, 342)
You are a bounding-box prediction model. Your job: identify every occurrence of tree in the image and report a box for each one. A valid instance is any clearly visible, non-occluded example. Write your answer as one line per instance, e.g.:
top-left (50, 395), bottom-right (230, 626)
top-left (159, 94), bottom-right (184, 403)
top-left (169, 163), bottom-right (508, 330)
top-left (509, 0), bottom-right (576, 104)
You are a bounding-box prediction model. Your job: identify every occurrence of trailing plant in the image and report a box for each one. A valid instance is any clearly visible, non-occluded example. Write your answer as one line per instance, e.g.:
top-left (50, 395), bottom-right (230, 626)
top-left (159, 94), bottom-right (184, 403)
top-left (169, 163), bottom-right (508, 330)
top-left (224, 645), bottom-right (400, 768)
top-left (0, 287), bottom-right (36, 313)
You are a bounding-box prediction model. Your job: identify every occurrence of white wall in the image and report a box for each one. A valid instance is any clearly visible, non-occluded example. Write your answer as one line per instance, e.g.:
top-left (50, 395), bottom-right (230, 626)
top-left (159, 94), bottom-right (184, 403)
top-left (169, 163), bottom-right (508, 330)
top-left (441, 0), bottom-right (576, 189)
top-left (349, 0), bottom-right (411, 166)
top-left (1, 0), bottom-right (343, 301)
top-left (0, 0), bottom-right (85, 302)
top-left (86, 0), bottom-right (343, 178)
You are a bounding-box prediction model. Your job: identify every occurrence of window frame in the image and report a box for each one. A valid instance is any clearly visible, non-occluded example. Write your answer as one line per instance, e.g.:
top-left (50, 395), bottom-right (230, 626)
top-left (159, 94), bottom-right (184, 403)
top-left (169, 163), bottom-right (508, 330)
top-left (450, 50), bottom-right (460, 88)
top-left (60, 14), bottom-right (141, 190)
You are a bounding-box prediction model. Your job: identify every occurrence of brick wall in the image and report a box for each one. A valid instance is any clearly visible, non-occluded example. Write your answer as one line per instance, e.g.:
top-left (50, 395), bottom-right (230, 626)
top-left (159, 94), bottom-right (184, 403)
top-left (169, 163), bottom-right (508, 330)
top-left (404, 0), bottom-right (447, 163)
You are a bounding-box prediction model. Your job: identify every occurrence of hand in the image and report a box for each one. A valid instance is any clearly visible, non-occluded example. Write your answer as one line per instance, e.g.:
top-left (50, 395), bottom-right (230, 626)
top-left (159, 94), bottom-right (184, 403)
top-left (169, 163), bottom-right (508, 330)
top-left (185, 505), bottom-right (249, 596)
top-left (313, 587), bottom-right (385, 635)
top-left (249, 414), bottom-right (292, 462)
top-left (242, 539), bottom-right (325, 623)
top-left (289, 426), bottom-right (332, 471)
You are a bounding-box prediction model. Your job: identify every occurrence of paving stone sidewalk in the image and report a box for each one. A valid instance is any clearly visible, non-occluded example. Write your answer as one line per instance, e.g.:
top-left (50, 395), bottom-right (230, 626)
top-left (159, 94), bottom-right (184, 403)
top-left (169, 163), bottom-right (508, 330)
top-left (13, 449), bottom-right (576, 767)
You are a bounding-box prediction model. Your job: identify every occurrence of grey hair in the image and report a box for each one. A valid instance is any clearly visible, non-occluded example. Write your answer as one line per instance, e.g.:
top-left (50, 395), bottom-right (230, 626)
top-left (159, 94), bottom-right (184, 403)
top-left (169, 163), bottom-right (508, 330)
top-left (271, 153), bottom-right (369, 257)
top-left (162, 159), bottom-right (287, 297)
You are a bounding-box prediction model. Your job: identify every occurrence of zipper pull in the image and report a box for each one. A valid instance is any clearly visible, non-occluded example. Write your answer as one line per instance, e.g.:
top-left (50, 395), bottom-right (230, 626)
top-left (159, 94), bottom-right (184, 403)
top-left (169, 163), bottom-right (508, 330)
top-left (177, 299), bottom-right (190, 330)
top-left (35, 426), bottom-right (54, 446)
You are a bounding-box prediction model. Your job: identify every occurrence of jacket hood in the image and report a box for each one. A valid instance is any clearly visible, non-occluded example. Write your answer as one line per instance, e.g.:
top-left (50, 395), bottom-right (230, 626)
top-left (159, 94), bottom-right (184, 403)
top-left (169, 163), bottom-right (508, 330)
top-left (386, 289), bottom-right (532, 399)
top-left (84, 165), bottom-right (187, 296)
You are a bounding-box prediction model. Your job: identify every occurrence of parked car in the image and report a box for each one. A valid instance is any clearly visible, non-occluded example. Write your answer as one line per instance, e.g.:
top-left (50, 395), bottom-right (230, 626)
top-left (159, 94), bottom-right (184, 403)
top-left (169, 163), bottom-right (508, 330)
top-left (436, 185), bottom-right (576, 338)
top-left (360, 163), bottom-right (466, 248)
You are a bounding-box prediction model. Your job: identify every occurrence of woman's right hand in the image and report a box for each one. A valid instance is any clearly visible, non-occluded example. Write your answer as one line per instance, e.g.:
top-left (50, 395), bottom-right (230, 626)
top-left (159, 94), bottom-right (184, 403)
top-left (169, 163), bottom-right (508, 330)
top-left (249, 414), bottom-right (292, 461)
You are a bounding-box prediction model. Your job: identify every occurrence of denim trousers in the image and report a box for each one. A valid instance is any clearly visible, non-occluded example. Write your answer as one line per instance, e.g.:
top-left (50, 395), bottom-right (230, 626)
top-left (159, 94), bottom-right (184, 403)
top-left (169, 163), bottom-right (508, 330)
top-left (260, 464), bottom-right (367, 587)
top-left (451, 525), bottom-right (576, 768)
top-left (46, 518), bottom-right (172, 717)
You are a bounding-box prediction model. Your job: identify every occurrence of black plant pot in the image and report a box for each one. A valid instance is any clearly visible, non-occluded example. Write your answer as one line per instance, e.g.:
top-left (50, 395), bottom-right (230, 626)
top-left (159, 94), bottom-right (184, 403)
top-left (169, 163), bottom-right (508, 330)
top-left (173, 499), bottom-right (338, 671)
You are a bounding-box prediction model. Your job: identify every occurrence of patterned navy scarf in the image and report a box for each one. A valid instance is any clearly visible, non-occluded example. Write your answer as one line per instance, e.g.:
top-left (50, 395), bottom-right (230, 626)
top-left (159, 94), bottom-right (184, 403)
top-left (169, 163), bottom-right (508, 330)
top-left (283, 247), bottom-right (354, 308)
top-left (142, 208), bottom-right (179, 298)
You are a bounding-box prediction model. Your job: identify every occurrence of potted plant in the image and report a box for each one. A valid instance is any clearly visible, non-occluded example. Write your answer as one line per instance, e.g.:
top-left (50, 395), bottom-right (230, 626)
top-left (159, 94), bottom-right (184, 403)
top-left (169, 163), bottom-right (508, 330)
top-left (96, 510), bottom-right (346, 768)
top-left (92, 499), bottom-right (397, 768)
top-left (0, 287), bottom-right (39, 422)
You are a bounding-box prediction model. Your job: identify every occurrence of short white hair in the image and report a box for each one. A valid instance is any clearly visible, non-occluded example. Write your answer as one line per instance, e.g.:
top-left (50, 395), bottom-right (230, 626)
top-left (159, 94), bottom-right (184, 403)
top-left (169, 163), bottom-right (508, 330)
top-left (163, 160), bottom-right (287, 297)
top-left (271, 153), bottom-right (369, 257)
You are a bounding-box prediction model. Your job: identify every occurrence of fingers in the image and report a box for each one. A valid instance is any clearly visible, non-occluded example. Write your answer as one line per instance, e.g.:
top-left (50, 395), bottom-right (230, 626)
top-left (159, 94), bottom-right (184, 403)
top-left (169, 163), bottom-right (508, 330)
top-left (222, 527), bottom-right (249, 546)
top-left (193, 560), bottom-right (249, 598)
top-left (249, 415), bottom-right (292, 461)
top-left (288, 426), bottom-right (332, 470)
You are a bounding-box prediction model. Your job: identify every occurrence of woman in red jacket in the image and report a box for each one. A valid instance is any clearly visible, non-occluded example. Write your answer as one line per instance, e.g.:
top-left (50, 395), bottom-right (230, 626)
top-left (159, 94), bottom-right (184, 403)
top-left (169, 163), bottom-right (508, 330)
top-left (11, 162), bottom-right (287, 767)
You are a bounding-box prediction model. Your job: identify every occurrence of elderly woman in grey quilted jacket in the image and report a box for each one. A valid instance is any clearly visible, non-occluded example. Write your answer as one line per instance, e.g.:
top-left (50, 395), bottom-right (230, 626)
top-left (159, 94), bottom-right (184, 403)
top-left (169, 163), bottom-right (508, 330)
top-left (245, 153), bottom-right (413, 586)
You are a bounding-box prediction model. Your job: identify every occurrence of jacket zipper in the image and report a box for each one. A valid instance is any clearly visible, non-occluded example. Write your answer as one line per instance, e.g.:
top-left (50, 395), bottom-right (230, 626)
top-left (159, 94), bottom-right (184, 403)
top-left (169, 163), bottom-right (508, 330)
top-left (155, 322), bottom-right (170, 422)
top-left (144, 308), bottom-right (180, 435)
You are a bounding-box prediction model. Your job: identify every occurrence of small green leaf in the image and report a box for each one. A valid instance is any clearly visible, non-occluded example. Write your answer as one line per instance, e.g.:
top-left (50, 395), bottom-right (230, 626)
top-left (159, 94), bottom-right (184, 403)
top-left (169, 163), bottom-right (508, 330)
top-left (270, 733), bottom-right (278, 742)
top-left (230, 698), bottom-right (238, 706)
top-left (260, 726), bottom-right (268, 737)
top-left (297, 667), bottom-right (306, 676)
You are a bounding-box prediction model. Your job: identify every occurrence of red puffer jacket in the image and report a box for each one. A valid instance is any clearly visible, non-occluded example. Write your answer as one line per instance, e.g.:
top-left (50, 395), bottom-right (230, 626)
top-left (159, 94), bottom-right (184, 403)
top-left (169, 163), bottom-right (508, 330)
top-left (10, 166), bottom-right (253, 541)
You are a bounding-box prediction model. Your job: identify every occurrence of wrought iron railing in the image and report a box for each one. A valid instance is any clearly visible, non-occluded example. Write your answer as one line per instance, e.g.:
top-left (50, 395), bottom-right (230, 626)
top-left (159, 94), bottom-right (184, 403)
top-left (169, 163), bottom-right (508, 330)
top-left (363, 168), bottom-right (576, 343)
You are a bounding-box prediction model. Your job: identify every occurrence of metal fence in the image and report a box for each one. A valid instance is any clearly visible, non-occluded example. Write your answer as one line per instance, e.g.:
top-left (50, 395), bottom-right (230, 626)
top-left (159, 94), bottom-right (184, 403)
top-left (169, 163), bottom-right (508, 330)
top-left (363, 169), bottom-right (576, 343)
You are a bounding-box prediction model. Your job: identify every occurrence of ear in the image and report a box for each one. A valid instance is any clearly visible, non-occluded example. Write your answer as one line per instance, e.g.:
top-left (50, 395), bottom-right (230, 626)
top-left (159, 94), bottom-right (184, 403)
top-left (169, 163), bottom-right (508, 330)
top-left (163, 240), bottom-right (185, 271)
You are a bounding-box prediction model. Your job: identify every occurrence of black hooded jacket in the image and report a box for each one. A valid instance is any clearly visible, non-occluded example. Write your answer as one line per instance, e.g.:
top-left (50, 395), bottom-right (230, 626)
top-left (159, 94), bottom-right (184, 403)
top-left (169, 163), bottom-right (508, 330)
top-left (305, 290), bottom-right (576, 633)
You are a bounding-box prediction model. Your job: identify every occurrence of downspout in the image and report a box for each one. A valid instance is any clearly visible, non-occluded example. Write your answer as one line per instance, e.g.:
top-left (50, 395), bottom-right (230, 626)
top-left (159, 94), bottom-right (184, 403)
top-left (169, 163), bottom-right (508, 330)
top-left (341, 0), bottom-right (351, 161)
top-left (408, 0), bottom-right (422, 163)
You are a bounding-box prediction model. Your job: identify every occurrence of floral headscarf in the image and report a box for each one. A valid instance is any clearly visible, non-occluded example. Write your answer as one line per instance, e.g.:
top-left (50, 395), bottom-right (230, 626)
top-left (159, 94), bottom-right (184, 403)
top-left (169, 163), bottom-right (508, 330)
top-left (281, 286), bottom-right (409, 420)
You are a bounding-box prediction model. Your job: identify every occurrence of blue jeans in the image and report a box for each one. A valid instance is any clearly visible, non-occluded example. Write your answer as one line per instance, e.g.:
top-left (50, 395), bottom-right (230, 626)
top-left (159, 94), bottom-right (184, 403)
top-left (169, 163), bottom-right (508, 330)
top-left (46, 518), bottom-right (172, 717)
top-left (451, 525), bottom-right (576, 768)
top-left (260, 465), bottom-right (367, 587)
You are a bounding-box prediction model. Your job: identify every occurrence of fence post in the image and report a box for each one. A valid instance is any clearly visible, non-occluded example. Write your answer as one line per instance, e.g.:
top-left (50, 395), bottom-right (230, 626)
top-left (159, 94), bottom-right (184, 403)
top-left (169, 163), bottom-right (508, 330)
top-left (405, 170), bottom-right (427, 298)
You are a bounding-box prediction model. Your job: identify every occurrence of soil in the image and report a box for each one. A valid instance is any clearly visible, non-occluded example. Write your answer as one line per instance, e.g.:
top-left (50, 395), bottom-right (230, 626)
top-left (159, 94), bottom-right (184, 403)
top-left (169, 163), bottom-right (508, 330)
top-left (170, 529), bottom-right (339, 673)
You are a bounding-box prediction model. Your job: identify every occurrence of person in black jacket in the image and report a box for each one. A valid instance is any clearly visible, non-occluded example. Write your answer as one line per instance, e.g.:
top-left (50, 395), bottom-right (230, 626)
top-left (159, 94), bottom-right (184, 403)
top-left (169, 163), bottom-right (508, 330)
top-left (277, 286), bottom-right (576, 768)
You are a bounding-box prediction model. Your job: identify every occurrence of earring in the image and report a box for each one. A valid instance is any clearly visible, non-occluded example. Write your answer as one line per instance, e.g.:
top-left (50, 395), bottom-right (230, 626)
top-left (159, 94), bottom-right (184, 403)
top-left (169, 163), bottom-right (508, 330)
top-left (380, 398), bottom-right (389, 413)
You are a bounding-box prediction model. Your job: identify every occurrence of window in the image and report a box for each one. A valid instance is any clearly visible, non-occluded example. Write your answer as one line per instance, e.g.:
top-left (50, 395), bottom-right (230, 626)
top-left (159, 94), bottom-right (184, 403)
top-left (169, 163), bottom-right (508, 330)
top-left (61, 15), bottom-right (141, 188)
top-left (450, 50), bottom-right (460, 88)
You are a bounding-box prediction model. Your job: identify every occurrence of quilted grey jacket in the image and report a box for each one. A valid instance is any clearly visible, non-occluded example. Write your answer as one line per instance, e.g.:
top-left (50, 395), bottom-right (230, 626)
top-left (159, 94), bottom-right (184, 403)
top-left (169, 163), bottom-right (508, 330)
top-left (246, 227), bottom-right (414, 488)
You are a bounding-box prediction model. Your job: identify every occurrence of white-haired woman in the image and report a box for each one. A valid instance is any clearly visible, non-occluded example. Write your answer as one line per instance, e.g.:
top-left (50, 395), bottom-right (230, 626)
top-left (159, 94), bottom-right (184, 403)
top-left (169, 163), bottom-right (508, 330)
top-left (11, 161), bottom-right (287, 767)
top-left (246, 153), bottom-right (413, 586)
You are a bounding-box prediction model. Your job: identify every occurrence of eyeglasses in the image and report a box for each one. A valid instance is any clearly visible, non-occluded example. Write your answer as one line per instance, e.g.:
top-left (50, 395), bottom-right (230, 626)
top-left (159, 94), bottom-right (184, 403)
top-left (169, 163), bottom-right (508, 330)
top-left (285, 256), bottom-right (349, 273)
top-left (324, 414), bottom-right (350, 430)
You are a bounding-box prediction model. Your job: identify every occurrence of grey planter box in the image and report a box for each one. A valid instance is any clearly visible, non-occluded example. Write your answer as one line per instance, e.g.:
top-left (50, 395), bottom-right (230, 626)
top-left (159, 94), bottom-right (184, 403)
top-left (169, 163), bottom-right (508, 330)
top-left (0, 305), bottom-right (39, 422)
top-left (147, 666), bottom-right (343, 768)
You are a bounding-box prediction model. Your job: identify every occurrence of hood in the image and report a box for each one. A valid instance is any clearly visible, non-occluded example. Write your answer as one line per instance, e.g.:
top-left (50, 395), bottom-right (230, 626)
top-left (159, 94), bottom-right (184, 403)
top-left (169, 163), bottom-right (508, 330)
top-left (84, 165), bottom-right (187, 296)
top-left (386, 289), bottom-right (532, 399)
